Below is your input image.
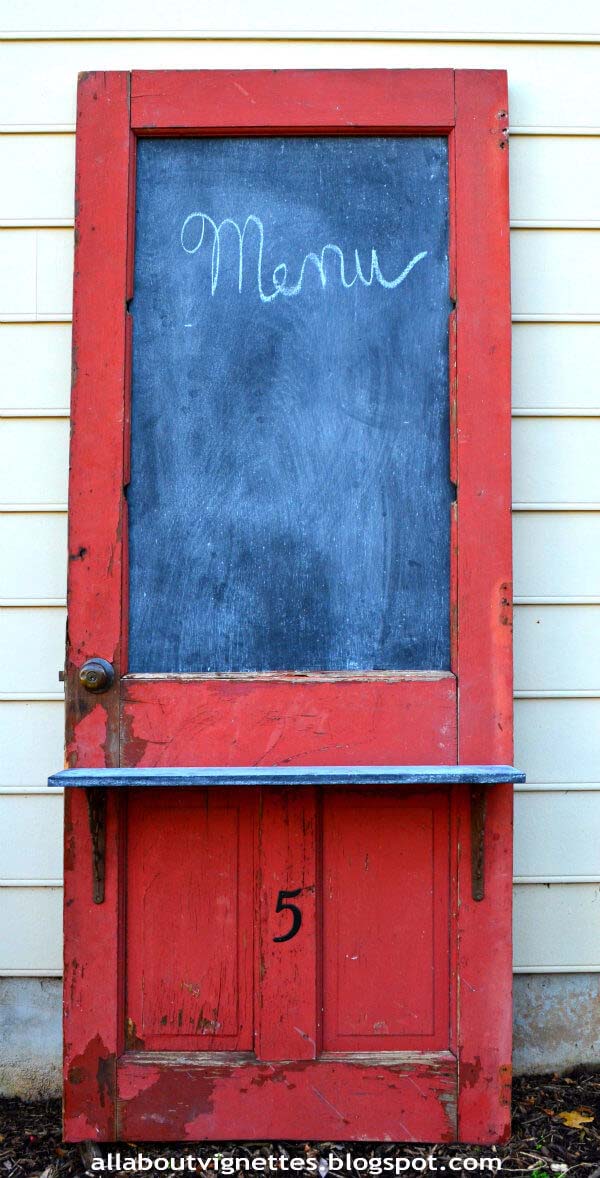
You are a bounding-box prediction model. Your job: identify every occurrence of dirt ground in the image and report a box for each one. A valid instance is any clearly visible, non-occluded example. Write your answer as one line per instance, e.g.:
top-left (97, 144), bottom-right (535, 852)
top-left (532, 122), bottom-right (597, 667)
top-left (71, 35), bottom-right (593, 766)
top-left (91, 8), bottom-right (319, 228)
top-left (0, 1071), bottom-right (598, 1176)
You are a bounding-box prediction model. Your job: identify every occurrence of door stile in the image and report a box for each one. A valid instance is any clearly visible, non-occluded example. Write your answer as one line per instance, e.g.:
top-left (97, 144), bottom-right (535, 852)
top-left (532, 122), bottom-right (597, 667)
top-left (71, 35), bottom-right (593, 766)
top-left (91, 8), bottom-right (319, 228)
top-left (454, 70), bottom-right (513, 1143)
top-left (64, 70), bottom-right (131, 1141)
top-left (64, 789), bottom-right (127, 1139)
top-left (256, 787), bottom-right (320, 1061)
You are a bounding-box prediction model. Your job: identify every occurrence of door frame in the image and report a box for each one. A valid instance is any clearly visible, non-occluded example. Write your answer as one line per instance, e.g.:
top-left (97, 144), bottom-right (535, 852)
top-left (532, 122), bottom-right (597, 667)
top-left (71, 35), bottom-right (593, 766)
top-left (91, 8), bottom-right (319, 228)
top-left (63, 68), bottom-right (513, 1142)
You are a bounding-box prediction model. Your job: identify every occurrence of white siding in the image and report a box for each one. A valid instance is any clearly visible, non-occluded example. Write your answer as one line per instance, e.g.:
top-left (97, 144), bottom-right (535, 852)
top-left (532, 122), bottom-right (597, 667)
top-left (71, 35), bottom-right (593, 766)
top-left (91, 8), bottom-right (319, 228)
top-left (512, 324), bottom-right (600, 413)
top-left (0, 230), bottom-right (73, 320)
top-left (0, 702), bottom-right (65, 786)
top-left (3, 1), bottom-right (599, 39)
top-left (514, 790), bottom-right (600, 880)
top-left (2, 41), bottom-right (600, 131)
top-left (0, 609), bottom-right (66, 695)
top-left (0, 794), bottom-right (63, 881)
top-left (0, 514), bottom-right (68, 602)
top-left (0, 324), bottom-right (71, 413)
top-left (0, 136), bottom-right (75, 226)
top-left (0, 419), bottom-right (69, 508)
top-left (514, 513), bottom-right (600, 599)
top-left (1, 6), bottom-right (599, 977)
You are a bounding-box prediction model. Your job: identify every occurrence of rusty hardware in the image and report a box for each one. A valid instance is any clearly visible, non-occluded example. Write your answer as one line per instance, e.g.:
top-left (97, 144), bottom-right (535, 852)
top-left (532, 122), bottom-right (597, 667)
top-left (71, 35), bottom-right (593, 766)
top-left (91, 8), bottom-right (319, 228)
top-left (79, 657), bottom-right (115, 693)
top-left (86, 787), bottom-right (107, 904)
top-left (470, 785), bottom-right (487, 901)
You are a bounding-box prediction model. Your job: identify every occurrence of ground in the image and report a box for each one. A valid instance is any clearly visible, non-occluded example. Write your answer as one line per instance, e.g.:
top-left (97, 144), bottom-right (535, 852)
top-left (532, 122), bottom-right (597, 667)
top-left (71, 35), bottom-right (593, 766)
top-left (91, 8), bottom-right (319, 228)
top-left (0, 1072), bottom-right (598, 1175)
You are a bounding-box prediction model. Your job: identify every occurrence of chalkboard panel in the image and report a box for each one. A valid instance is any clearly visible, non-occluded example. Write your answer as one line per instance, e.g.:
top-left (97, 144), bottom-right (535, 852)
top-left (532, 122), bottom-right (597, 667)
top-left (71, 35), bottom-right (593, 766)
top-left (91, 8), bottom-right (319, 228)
top-left (128, 137), bottom-right (451, 673)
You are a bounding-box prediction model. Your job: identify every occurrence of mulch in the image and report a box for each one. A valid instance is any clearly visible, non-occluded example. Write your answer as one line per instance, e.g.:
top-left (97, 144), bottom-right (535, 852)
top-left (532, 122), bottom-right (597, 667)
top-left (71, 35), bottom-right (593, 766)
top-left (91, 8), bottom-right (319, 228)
top-left (0, 1071), bottom-right (598, 1176)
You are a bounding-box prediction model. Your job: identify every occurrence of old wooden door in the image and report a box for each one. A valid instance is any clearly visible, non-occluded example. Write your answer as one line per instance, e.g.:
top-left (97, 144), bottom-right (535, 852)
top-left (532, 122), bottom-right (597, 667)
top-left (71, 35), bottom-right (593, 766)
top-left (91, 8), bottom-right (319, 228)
top-left (61, 69), bottom-right (515, 1143)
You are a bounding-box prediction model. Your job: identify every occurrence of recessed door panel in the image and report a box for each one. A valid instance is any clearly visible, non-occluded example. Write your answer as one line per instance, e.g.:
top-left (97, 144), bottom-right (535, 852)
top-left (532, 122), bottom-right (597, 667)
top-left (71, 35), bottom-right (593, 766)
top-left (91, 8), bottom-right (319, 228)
top-left (125, 789), bottom-right (255, 1051)
top-left (322, 790), bottom-right (450, 1051)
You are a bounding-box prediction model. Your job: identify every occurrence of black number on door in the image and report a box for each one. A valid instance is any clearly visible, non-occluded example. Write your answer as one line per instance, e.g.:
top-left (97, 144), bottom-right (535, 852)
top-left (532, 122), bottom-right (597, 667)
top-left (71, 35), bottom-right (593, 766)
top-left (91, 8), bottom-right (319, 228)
top-left (273, 888), bottom-right (303, 942)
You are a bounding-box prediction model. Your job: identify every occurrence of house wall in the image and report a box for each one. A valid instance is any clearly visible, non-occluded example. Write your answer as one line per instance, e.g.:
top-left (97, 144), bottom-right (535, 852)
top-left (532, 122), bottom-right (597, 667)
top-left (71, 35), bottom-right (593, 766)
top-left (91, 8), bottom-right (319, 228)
top-left (1, 0), bottom-right (600, 1093)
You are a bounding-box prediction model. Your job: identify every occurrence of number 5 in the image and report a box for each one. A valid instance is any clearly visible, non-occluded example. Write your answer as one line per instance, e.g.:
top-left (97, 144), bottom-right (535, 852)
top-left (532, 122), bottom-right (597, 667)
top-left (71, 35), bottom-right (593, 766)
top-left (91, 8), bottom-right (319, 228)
top-left (273, 887), bottom-right (303, 943)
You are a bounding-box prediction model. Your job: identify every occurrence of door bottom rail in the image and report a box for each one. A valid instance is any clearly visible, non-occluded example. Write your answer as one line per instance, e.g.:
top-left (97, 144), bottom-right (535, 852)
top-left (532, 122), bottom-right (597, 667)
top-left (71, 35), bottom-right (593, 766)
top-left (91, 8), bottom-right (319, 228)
top-left (114, 1050), bottom-right (458, 1142)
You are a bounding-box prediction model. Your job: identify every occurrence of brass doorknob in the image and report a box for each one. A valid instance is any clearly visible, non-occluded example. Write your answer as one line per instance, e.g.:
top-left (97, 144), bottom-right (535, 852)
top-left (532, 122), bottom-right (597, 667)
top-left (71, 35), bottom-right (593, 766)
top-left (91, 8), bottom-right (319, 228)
top-left (79, 658), bottom-right (115, 693)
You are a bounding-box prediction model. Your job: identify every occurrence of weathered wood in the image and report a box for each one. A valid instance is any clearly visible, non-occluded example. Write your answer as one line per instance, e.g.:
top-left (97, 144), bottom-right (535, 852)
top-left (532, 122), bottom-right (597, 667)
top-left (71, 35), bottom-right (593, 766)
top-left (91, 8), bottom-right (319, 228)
top-left (50, 764), bottom-right (525, 788)
top-left (116, 1054), bottom-right (457, 1142)
top-left (257, 787), bottom-right (319, 1060)
top-left (119, 675), bottom-right (457, 769)
top-left (454, 70), bottom-right (513, 1143)
top-left (61, 67), bottom-right (514, 1145)
top-left (130, 68), bottom-right (456, 132)
top-left (125, 789), bottom-right (255, 1052)
top-left (63, 70), bottom-right (131, 1142)
top-left (322, 789), bottom-right (451, 1051)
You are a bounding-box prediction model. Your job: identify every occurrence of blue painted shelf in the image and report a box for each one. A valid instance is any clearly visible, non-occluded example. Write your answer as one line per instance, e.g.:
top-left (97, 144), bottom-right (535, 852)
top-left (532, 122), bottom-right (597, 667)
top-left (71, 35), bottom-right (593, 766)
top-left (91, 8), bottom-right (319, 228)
top-left (48, 764), bottom-right (525, 789)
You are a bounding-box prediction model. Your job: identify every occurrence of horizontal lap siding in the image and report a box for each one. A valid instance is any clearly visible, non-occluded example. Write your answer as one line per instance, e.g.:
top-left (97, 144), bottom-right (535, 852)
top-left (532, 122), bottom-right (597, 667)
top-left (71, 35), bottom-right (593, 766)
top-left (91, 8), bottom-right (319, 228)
top-left (0, 42), bottom-right (599, 130)
top-left (1, 26), bottom-right (599, 975)
top-left (3, 2), bottom-right (600, 39)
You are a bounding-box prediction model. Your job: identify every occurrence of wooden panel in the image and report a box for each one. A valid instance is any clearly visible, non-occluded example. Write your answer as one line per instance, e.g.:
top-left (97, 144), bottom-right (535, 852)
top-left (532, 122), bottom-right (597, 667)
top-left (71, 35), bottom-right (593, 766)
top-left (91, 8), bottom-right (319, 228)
top-left (511, 230), bottom-right (600, 317)
top-left (0, 794), bottom-right (63, 879)
top-left (513, 419), bottom-right (600, 504)
top-left (322, 789), bottom-right (449, 1050)
top-left (513, 324), bottom-right (600, 412)
top-left (0, 607), bottom-right (66, 693)
top-left (510, 137), bottom-right (600, 223)
top-left (257, 788), bottom-right (318, 1060)
top-left (515, 698), bottom-right (600, 783)
top-left (131, 68), bottom-right (454, 129)
top-left (0, 420), bottom-right (69, 504)
top-left (453, 70), bottom-right (513, 1144)
top-left (3, 42), bottom-right (600, 130)
top-left (125, 790), bottom-right (254, 1051)
top-left (514, 512), bottom-right (600, 598)
top-left (514, 884), bottom-right (600, 970)
top-left (4, 0), bottom-right (599, 38)
top-left (0, 886), bottom-right (62, 972)
top-left (514, 790), bottom-right (600, 878)
top-left (120, 677), bottom-right (457, 767)
top-left (116, 1054), bottom-right (457, 1142)
top-left (515, 605), bottom-right (600, 691)
top-left (0, 701), bottom-right (64, 786)
top-left (0, 324), bottom-right (71, 412)
top-left (0, 514), bottom-right (67, 600)
top-left (0, 229), bottom-right (73, 318)
top-left (0, 135), bottom-right (75, 223)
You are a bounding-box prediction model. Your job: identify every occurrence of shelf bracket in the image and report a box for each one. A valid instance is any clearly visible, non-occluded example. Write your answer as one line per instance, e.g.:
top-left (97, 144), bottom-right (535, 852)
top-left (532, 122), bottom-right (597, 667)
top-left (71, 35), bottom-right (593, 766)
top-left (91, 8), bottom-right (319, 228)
top-left (470, 784), bottom-right (487, 901)
top-left (86, 787), bottom-right (107, 904)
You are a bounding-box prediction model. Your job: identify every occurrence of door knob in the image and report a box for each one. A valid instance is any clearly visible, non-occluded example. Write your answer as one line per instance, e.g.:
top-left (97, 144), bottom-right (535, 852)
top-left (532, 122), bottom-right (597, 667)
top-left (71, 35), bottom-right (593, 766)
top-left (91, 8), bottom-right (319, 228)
top-left (79, 658), bottom-right (115, 693)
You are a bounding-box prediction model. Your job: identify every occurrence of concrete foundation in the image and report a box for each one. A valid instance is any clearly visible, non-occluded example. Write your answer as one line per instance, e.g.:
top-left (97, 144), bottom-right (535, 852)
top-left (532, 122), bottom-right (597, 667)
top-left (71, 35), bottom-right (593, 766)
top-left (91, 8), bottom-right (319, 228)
top-left (1, 974), bottom-right (599, 1097)
top-left (0, 978), bottom-right (62, 1097)
top-left (513, 972), bottom-right (600, 1074)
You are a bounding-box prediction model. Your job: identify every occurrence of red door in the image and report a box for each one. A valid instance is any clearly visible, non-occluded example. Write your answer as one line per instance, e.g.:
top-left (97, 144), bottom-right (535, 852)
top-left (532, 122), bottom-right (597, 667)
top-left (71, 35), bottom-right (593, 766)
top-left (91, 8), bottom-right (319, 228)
top-left (61, 69), bottom-right (515, 1143)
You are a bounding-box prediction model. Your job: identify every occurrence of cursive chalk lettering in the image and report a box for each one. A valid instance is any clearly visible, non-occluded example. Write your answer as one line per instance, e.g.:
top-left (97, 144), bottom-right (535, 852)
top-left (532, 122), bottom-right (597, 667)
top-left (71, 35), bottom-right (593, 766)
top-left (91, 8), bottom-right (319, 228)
top-left (180, 212), bottom-right (428, 303)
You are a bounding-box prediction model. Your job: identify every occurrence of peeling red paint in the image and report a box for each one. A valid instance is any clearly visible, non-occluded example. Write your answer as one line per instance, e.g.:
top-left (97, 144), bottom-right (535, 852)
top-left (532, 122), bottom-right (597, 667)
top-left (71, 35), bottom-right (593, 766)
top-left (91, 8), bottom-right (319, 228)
top-left (460, 1057), bottom-right (482, 1088)
top-left (64, 66), bottom-right (513, 1146)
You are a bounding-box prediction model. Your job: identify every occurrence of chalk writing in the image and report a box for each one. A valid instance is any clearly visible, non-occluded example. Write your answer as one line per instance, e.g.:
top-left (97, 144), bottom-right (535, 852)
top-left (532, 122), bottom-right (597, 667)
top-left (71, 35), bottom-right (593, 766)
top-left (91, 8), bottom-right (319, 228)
top-left (180, 212), bottom-right (428, 303)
